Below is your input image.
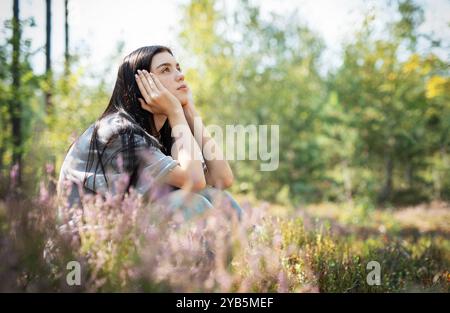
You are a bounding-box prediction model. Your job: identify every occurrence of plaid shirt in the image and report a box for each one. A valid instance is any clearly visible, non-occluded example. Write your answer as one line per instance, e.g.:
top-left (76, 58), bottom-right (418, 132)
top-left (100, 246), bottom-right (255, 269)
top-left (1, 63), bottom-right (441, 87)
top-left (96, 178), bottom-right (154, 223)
top-left (57, 112), bottom-right (180, 207)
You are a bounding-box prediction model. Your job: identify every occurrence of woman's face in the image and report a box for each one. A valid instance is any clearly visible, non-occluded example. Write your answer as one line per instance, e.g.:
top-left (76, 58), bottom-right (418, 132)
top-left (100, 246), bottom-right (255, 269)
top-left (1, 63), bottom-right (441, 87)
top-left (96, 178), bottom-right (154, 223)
top-left (150, 51), bottom-right (189, 106)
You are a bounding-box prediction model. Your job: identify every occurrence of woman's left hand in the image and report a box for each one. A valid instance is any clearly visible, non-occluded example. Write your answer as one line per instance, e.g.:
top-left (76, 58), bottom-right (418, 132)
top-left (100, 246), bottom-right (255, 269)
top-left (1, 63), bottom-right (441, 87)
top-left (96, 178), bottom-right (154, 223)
top-left (183, 88), bottom-right (196, 110)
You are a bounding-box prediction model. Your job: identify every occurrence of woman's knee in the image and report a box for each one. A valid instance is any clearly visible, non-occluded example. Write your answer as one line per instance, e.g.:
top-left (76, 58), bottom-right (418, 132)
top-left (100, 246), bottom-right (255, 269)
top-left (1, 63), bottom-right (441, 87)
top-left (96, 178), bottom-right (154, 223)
top-left (198, 187), bottom-right (243, 218)
top-left (157, 189), bottom-right (214, 218)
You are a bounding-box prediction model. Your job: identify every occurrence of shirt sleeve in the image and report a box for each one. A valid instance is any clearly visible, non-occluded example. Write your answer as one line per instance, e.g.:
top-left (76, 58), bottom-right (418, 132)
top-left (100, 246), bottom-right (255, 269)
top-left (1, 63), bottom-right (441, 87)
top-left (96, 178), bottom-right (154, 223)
top-left (133, 138), bottom-right (180, 194)
top-left (85, 132), bottom-right (179, 196)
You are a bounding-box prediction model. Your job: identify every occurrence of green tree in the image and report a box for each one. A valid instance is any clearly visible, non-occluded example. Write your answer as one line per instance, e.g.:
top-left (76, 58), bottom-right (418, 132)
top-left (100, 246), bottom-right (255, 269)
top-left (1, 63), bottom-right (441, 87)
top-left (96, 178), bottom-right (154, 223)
top-left (178, 0), bottom-right (328, 203)
top-left (331, 0), bottom-right (449, 204)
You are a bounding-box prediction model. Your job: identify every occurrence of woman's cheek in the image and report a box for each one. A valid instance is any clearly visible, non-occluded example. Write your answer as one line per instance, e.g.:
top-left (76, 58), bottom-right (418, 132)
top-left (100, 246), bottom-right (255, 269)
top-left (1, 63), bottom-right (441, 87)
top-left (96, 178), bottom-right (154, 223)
top-left (156, 75), bottom-right (170, 89)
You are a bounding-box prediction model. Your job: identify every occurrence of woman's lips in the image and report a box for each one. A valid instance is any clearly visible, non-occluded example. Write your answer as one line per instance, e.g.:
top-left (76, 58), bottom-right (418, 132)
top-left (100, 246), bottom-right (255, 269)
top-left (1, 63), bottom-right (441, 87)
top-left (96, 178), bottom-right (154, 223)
top-left (177, 85), bottom-right (188, 91)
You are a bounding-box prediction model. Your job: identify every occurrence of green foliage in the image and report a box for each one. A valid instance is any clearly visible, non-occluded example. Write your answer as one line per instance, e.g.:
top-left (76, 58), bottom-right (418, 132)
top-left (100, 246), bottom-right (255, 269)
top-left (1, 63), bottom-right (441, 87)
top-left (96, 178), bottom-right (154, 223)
top-left (330, 1), bottom-right (449, 204)
top-left (0, 17), bottom-right (42, 194)
top-left (175, 0), bottom-right (450, 205)
top-left (0, 0), bottom-right (448, 205)
top-left (178, 0), bottom-right (328, 202)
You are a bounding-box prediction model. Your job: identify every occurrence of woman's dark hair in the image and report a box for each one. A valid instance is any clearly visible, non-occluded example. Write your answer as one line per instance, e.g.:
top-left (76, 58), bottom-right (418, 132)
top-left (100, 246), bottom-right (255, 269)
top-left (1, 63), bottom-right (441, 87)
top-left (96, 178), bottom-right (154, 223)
top-left (84, 45), bottom-right (174, 192)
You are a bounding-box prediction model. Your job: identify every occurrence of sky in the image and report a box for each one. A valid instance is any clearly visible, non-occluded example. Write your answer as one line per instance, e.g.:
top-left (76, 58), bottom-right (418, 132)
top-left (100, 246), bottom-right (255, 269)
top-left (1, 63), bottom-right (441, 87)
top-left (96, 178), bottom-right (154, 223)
top-left (0, 0), bottom-right (449, 81)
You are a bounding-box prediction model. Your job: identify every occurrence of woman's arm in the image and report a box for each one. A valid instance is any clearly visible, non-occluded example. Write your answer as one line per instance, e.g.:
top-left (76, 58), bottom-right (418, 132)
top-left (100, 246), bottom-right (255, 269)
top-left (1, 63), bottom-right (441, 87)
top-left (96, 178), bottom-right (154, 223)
top-left (165, 108), bottom-right (206, 191)
top-left (135, 70), bottom-right (206, 191)
top-left (183, 100), bottom-right (234, 189)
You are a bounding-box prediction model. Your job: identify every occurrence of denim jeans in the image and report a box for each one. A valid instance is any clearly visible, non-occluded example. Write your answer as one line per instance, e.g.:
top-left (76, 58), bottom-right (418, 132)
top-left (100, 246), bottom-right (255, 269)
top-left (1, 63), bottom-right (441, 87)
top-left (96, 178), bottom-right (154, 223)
top-left (155, 186), bottom-right (243, 220)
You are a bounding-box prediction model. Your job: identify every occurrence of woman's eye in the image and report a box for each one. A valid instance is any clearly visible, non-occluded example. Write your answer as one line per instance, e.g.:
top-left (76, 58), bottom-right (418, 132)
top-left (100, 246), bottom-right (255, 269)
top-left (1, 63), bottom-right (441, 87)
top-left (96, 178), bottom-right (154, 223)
top-left (163, 67), bottom-right (170, 73)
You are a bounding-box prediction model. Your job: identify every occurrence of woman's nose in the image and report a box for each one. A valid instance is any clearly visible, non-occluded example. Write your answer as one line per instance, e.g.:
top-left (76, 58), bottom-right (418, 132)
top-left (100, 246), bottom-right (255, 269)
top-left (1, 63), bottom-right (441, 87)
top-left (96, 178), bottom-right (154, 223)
top-left (176, 71), bottom-right (185, 81)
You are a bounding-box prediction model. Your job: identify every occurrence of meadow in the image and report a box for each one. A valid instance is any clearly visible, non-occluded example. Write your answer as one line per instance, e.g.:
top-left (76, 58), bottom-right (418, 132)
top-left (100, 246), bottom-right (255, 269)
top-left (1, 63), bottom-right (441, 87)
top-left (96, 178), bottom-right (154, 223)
top-left (0, 180), bottom-right (448, 292)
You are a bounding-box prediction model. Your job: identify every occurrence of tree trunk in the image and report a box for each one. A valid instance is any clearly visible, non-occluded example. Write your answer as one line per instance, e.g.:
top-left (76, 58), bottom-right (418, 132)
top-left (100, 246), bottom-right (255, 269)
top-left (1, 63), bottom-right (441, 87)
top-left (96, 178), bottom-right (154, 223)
top-left (341, 159), bottom-right (353, 203)
top-left (378, 152), bottom-right (394, 203)
top-left (434, 145), bottom-right (449, 200)
top-left (45, 0), bottom-right (52, 114)
top-left (64, 0), bottom-right (70, 76)
top-left (0, 144), bottom-right (4, 193)
top-left (0, 114), bottom-right (5, 184)
top-left (405, 161), bottom-right (413, 189)
top-left (10, 0), bottom-right (22, 189)
top-left (45, 0), bottom-right (56, 193)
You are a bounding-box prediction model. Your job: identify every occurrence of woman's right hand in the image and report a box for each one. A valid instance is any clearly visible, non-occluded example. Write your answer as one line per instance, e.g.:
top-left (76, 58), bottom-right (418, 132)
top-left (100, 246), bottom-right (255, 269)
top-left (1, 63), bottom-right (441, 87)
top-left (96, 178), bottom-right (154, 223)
top-left (135, 69), bottom-right (182, 117)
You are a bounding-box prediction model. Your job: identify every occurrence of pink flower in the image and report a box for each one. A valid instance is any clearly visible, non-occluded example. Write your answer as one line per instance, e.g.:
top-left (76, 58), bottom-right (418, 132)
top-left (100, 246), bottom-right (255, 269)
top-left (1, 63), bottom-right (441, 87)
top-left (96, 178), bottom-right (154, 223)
top-left (45, 163), bottom-right (55, 175)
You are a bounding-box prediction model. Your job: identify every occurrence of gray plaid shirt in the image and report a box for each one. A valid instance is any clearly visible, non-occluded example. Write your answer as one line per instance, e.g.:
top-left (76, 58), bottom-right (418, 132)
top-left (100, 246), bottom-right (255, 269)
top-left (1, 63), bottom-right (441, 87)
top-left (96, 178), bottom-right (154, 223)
top-left (57, 112), bottom-right (179, 208)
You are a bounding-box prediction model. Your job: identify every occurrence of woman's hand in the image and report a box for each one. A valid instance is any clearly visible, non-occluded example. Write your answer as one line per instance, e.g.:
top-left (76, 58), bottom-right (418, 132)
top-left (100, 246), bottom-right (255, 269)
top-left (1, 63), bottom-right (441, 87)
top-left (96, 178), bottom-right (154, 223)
top-left (135, 69), bottom-right (182, 118)
top-left (185, 87), bottom-right (195, 108)
top-left (182, 87), bottom-right (197, 117)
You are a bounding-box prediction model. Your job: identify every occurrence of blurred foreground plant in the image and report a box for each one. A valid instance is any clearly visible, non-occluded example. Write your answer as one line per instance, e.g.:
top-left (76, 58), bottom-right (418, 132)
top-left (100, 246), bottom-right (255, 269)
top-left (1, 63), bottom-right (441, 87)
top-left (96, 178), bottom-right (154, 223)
top-left (0, 178), bottom-right (448, 292)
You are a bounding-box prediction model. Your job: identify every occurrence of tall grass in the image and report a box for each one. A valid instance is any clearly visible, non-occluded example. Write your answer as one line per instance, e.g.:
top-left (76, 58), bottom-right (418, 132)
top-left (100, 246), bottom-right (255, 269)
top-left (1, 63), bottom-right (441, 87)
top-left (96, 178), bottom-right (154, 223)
top-left (0, 176), bottom-right (448, 292)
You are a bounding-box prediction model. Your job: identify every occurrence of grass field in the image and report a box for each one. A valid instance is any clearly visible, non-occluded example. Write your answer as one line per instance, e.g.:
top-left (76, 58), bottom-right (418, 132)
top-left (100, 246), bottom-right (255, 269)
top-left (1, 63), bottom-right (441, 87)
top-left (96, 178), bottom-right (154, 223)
top-left (0, 190), bottom-right (449, 292)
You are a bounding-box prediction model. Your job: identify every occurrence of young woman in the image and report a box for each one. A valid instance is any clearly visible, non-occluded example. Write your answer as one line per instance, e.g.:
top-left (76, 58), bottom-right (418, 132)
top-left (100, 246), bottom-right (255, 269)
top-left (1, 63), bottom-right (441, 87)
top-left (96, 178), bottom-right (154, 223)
top-left (57, 45), bottom-right (242, 219)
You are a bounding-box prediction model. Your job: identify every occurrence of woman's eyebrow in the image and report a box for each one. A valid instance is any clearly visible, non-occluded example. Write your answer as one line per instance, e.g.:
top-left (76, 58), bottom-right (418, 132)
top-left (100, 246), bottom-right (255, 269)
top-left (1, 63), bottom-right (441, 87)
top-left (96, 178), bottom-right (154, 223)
top-left (155, 62), bottom-right (180, 69)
